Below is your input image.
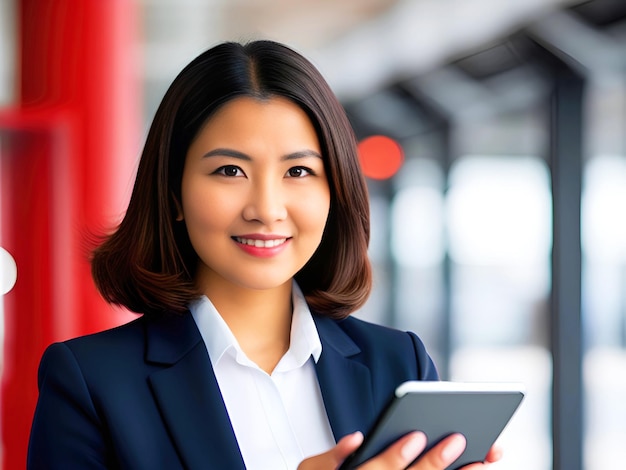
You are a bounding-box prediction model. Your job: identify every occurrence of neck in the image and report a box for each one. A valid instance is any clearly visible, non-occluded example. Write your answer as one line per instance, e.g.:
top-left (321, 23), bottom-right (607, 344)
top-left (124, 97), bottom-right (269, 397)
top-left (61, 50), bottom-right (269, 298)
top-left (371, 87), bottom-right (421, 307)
top-left (204, 281), bottom-right (293, 374)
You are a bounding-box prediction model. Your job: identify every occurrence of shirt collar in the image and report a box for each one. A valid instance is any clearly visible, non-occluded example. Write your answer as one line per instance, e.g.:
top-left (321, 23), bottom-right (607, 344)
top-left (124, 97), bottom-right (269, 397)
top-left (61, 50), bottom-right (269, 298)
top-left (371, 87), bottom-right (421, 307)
top-left (189, 281), bottom-right (322, 371)
top-left (289, 281), bottom-right (323, 364)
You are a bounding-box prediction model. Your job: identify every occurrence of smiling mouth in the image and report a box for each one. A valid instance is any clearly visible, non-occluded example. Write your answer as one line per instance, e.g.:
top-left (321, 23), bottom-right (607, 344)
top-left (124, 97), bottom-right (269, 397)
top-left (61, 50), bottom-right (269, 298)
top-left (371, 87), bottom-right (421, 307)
top-left (233, 237), bottom-right (289, 248)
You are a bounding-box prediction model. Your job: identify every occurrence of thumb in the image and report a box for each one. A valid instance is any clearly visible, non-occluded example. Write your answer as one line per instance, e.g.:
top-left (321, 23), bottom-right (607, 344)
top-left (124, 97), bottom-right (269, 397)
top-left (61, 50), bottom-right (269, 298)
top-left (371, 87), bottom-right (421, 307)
top-left (298, 432), bottom-right (364, 470)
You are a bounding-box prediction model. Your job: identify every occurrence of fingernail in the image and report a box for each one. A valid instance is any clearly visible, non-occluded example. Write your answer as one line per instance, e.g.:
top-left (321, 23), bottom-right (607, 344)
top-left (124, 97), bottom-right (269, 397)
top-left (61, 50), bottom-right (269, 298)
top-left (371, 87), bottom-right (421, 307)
top-left (441, 434), bottom-right (466, 463)
top-left (352, 431), bottom-right (364, 446)
top-left (401, 432), bottom-right (427, 461)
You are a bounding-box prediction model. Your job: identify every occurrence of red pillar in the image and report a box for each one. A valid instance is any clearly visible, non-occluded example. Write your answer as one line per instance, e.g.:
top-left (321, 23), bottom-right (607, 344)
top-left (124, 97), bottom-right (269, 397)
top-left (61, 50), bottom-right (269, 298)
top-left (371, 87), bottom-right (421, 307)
top-left (0, 1), bottom-right (139, 467)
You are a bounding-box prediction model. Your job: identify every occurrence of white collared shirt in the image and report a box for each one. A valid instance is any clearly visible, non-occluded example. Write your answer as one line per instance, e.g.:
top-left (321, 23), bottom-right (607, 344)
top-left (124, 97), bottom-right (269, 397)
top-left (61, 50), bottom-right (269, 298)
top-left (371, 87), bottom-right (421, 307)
top-left (189, 282), bottom-right (336, 469)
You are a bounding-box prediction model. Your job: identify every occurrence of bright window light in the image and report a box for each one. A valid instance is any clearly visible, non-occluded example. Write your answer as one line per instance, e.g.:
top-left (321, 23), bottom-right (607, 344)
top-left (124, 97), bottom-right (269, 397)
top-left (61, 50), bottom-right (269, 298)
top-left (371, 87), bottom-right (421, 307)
top-left (391, 186), bottom-right (445, 268)
top-left (446, 156), bottom-right (552, 265)
top-left (582, 155), bottom-right (626, 262)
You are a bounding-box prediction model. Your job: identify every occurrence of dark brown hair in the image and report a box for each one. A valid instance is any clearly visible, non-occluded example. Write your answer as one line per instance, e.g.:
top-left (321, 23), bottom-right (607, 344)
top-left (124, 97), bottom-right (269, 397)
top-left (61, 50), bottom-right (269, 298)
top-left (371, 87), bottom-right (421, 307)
top-left (91, 40), bottom-right (371, 319)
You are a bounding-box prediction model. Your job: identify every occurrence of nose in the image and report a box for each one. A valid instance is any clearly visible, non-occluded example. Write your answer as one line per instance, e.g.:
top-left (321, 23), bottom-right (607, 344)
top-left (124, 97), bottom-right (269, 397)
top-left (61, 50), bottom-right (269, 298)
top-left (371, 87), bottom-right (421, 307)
top-left (242, 178), bottom-right (287, 224)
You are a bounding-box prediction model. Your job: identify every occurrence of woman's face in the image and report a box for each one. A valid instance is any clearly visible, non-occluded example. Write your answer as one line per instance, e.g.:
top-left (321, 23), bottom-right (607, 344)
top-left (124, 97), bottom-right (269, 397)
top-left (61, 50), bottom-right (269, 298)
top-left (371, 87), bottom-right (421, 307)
top-left (180, 96), bottom-right (331, 294)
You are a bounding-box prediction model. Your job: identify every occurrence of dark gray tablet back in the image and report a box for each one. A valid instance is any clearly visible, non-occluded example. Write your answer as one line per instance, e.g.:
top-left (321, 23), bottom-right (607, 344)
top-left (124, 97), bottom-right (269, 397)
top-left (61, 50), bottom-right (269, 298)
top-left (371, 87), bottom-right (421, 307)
top-left (339, 385), bottom-right (524, 470)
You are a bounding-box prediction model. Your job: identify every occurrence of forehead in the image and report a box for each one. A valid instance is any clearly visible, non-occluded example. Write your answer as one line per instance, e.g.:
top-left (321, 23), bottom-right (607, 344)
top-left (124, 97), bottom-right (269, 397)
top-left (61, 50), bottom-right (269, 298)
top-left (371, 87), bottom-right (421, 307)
top-left (206, 96), bottom-right (311, 130)
top-left (190, 96), bottom-right (321, 151)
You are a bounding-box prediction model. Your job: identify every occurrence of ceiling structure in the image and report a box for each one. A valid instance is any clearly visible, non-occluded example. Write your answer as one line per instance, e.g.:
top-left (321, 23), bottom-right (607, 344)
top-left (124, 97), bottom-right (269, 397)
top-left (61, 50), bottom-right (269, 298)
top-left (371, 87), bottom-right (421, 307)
top-left (338, 0), bottom-right (626, 144)
top-left (140, 0), bottom-right (602, 102)
top-left (139, 0), bottom-right (626, 171)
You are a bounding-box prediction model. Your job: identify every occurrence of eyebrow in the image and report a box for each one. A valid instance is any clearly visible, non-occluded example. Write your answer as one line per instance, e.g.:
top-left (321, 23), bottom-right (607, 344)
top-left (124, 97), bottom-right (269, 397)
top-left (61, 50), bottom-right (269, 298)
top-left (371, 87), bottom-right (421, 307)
top-left (201, 148), bottom-right (323, 161)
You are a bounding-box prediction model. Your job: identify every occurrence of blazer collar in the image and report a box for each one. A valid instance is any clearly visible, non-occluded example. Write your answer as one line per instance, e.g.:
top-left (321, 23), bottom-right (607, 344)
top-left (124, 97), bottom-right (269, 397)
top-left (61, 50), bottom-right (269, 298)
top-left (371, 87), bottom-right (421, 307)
top-left (145, 313), bottom-right (246, 470)
top-left (313, 315), bottom-right (377, 441)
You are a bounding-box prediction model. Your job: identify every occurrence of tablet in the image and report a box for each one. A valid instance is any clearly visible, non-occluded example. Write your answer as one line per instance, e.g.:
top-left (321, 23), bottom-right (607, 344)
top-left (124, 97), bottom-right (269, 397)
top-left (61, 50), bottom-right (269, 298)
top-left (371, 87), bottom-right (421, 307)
top-left (338, 381), bottom-right (525, 470)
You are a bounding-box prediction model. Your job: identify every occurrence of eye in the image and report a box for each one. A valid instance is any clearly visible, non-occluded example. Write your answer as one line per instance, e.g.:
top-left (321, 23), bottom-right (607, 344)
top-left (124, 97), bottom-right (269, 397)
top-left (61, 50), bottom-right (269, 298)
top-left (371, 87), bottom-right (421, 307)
top-left (286, 166), bottom-right (313, 178)
top-left (214, 165), bottom-right (244, 177)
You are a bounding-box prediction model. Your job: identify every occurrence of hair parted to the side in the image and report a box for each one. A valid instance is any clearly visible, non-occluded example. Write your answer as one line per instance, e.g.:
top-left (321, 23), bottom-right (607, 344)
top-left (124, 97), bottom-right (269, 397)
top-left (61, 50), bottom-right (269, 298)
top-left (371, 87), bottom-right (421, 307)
top-left (91, 40), bottom-right (371, 319)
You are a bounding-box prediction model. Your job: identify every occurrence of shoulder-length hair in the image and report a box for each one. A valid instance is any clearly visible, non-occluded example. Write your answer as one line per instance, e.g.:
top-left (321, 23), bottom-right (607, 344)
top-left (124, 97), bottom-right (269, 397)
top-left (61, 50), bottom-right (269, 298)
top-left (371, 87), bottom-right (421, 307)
top-left (91, 40), bottom-right (371, 319)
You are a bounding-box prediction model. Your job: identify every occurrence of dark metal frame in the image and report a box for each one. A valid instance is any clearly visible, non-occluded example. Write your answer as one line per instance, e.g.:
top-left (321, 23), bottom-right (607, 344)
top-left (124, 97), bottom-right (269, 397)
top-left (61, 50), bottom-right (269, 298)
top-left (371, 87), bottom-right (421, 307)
top-left (549, 65), bottom-right (584, 470)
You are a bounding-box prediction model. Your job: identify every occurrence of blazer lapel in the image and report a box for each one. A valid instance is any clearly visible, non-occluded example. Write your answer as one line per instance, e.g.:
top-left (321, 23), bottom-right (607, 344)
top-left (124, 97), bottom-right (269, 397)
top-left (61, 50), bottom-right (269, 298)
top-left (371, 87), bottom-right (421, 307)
top-left (313, 316), bottom-right (376, 441)
top-left (145, 313), bottom-right (245, 470)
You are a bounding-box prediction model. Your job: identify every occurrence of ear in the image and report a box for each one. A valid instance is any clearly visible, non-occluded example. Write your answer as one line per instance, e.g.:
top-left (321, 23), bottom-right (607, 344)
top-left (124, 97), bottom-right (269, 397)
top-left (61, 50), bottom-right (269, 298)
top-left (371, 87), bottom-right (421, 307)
top-left (172, 193), bottom-right (184, 221)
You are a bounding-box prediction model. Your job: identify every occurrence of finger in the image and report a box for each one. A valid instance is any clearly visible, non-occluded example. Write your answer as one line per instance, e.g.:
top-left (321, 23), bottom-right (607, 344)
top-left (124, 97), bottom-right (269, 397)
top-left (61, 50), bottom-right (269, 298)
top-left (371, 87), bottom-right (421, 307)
top-left (408, 433), bottom-right (466, 469)
top-left (484, 444), bottom-right (503, 463)
top-left (297, 432), bottom-right (364, 470)
top-left (426, 441), bottom-right (502, 470)
top-left (334, 432), bottom-right (366, 463)
top-left (359, 431), bottom-right (427, 470)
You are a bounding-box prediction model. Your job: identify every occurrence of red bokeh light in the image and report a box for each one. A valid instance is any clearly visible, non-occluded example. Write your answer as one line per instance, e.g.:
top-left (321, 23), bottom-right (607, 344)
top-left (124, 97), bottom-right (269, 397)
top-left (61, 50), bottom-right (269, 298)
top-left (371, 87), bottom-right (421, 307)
top-left (358, 135), bottom-right (404, 180)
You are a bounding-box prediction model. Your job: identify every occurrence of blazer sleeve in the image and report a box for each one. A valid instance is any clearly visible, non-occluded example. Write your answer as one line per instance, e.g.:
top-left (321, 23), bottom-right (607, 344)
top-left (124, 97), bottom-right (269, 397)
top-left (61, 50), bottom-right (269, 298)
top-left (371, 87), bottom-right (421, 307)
top-left (28, 342), bottom-right (110, 470)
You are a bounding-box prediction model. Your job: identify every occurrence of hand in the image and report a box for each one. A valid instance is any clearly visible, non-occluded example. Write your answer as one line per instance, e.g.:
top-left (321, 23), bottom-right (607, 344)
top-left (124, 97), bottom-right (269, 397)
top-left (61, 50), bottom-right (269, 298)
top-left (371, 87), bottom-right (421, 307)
top-left (297, 431), bottom-right (503, 470)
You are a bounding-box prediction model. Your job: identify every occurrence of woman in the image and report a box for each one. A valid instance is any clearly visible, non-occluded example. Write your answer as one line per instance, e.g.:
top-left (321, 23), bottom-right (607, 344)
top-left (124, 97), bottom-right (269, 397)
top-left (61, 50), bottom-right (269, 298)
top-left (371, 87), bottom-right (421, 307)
top-left (27, 40), bottom-right (501, 469)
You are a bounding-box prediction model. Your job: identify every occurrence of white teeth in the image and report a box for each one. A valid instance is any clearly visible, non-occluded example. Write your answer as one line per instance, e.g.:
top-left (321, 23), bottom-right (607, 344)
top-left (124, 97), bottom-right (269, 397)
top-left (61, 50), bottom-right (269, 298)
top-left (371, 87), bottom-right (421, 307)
top-left (235, 237), bottom-right (287, 248)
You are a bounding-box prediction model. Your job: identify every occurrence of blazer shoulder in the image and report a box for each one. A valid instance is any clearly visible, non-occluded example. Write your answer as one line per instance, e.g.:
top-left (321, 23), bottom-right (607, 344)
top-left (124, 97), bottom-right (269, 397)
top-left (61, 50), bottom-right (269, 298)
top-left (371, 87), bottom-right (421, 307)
top-left (63, 314), bottom-right (147, 357)
top-left (332, 315), bottom-right (439, 381)
top-left (30, 314), bottom-right (196, 470)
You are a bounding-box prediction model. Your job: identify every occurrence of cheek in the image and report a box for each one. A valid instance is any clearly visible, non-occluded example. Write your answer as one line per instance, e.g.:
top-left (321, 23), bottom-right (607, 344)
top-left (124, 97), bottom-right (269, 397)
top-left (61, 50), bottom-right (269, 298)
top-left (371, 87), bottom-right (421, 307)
top-left (296, 194), bottom-right (331, 236)
top-left (182, 186), bottom-right (235, 234)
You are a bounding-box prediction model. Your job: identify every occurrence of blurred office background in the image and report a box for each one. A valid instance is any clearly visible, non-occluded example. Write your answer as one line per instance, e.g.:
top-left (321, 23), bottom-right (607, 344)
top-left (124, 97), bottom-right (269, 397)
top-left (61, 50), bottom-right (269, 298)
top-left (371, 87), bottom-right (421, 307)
top-left (1, 0), bottom-right (626, 468)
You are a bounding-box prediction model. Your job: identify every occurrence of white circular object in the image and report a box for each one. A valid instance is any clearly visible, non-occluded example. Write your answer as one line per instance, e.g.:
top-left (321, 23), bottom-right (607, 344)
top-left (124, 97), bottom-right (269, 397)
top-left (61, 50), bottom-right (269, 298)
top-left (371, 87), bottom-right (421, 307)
top-left (0, 247), bottom-right (17, 295)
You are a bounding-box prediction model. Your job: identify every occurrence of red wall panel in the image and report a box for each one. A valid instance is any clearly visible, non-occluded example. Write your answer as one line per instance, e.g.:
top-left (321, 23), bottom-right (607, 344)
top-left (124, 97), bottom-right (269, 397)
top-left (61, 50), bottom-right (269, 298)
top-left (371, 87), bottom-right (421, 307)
top-left (1, 1), bottom-right (139, 467)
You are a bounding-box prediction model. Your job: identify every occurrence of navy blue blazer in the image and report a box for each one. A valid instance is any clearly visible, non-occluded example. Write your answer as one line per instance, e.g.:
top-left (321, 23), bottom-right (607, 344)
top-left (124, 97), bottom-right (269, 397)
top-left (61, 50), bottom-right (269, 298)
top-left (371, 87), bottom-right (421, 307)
top-left (28, 312), bottom-right (438, 469)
